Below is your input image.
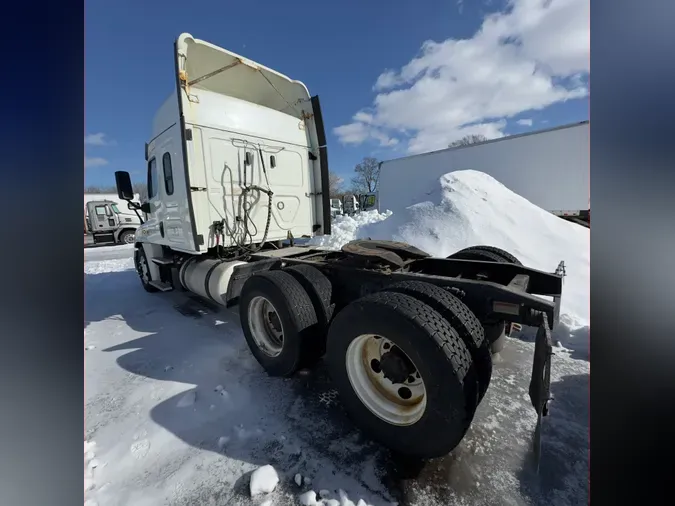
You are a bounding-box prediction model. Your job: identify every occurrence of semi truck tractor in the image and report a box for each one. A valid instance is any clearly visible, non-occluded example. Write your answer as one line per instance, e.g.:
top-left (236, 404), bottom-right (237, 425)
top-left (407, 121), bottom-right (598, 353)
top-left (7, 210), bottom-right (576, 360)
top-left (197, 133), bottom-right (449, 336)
top-left (115, 33), bottom-right (564, 460)
top-left (84, 199), bottom-right (141, 245)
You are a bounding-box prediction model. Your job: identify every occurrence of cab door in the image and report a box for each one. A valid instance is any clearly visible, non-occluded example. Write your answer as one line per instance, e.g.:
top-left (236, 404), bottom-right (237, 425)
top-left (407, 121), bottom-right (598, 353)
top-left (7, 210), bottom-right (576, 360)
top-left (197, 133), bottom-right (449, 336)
top-left (144, 125), bottom-right (194, 251)
top-left (87, 202), bottom-right (116, 232)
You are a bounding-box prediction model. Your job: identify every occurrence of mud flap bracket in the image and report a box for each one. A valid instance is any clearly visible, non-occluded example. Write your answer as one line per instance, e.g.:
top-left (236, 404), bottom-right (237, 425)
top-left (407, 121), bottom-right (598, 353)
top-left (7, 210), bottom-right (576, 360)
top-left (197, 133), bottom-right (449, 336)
top-left (528, 312), bottom-right (553, 472)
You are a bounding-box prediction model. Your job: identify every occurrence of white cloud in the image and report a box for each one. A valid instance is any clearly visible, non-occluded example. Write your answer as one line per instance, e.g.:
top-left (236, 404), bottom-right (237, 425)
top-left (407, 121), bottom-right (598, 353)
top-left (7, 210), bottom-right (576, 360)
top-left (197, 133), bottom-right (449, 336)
top-left (516, 118), bottom-right (533, 126)
top-left (85, 133), bottom-right (115, 146)
top-left (333, 122), bottom-right (370, 145)
top-left (421, 120), bottom-right (507, 153)
top-left (373, 71), bottom-right (400, 92)
top-left (353, 111), bottom-right (375, 124)
top-left (85, 157), bottom-right (109, 168)
top-left (457, 0), bottom-right (464, 15)
top-left (334, 0), bottom-right (589, 154)
top-left (334, 112), bottom-right (398, 147)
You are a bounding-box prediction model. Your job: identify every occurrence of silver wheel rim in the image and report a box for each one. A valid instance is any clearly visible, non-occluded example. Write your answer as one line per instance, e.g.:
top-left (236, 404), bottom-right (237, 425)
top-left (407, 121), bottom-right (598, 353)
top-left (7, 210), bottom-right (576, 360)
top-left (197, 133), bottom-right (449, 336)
top-left (345, 334), bottom-right (426, 426)
top-left (248, 296), bottom-right (284, 357)
top-left (124, 233), bottom-right (135, 244)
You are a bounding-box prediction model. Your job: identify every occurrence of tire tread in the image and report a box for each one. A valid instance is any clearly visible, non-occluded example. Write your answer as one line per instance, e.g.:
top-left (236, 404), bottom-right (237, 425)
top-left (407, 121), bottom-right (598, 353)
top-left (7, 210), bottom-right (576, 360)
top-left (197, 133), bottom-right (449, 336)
top-left (449, 245), bottom-right (522, 265)
top-left (384, 281), bottom-right (492, 404)
top-left (240, 270), bottom-right (318, 376)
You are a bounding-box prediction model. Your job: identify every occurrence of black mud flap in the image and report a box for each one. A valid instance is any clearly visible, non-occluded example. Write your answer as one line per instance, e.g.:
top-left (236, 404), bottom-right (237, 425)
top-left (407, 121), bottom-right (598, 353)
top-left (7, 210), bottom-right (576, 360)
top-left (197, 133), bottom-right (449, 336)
top-left (528, 312), bottom-right (553, 473)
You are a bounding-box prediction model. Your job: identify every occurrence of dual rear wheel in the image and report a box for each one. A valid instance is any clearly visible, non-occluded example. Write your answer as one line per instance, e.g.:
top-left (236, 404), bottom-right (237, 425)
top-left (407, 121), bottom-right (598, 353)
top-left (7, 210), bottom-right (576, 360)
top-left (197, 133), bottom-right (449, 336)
top-left (239, 266), bottom-right (492, 459)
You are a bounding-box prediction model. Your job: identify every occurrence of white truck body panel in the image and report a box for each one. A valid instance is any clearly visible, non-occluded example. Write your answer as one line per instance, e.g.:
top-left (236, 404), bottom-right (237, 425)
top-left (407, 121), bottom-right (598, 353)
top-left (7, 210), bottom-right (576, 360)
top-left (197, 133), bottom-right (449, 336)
top-left (377, 122), bottom-right (589, 213)
top-left (137, 33), bottom-right (327, 255)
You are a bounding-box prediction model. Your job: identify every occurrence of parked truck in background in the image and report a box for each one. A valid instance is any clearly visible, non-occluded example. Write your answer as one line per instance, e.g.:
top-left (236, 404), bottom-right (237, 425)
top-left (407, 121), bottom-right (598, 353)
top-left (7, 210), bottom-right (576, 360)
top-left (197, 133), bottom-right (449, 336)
top-left (84, 197), bottom-right (142, 245)
top-left (358, 192), bottom-right (378, 213)
top-left (342, 194), bottom-right (359, 215)
top-left (336, 193), bottom-right (378, 217)
top-left (330, 198), bottom-right (343, 218)
top-left (114, 32), bottom-right (563, 461)
top-left (377, 121), bottom-right (590, 227)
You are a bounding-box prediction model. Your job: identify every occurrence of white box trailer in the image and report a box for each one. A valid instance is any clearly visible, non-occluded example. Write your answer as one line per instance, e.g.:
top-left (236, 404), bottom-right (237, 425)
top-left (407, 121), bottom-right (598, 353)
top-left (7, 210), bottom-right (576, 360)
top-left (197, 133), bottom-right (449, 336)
top-left (378, 121), bottom-right (590, 226)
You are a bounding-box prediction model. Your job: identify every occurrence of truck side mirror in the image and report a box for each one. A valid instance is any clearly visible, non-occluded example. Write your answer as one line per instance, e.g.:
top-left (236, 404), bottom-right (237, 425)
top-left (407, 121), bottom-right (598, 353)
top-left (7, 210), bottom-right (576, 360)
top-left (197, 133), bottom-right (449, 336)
top-left (115, 171), bottom-right (135, 200)
top-left (140, 202), bottom-right (151, 214)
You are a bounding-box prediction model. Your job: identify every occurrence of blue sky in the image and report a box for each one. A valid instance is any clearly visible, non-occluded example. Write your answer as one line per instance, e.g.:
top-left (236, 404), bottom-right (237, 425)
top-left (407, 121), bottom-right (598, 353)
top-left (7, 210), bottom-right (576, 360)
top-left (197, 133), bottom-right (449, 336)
top-left (85, 0), bottom-right (589, 188)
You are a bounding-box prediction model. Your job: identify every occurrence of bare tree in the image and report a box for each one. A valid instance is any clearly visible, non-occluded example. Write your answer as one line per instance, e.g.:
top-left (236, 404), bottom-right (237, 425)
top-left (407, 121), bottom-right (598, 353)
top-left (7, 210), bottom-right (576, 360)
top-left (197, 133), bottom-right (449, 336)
top-left (328, 171), bottom-right (345, 198)
top-left (448, 134), bottom-right (489, 148)
top-left (350, 157), bottom-right (380, 194)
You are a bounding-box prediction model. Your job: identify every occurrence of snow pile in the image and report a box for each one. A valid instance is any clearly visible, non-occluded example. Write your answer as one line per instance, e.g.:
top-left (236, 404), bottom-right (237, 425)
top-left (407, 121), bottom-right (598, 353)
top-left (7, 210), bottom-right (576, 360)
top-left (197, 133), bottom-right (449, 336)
top-left (361, 171), bottom-right (587, 315)
top-left (311, 170), bottom-right (589, 354)
top-left (84, 440), bottom-right (97, 493)
top-left (308, 210), bottom-right (392, 250)
top-left (85, 257), bottom-right (135, 274)
top-left (85, 244), bottom-right (136, 274)
top-left (359, 170), bottom-right (589, 352)
top-left (249, 464), bottom-right (279, 496)
top-left (298, 488), bottom-right (370, 506)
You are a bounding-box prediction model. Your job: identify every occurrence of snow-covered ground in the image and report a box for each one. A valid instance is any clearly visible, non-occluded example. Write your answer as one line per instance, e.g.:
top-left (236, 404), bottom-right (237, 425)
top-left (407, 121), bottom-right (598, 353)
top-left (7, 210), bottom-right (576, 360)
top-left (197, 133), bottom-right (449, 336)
top-left (85, 171), bottom-right (589, 506)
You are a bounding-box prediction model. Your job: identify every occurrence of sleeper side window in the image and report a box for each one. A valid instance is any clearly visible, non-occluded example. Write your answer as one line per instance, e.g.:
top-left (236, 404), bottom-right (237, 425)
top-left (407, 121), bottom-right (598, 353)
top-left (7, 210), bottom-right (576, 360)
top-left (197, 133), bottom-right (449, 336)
top-left (147, 158), bottom-right (158, 199)
top-left (162, 152), bottom-right (174, 196)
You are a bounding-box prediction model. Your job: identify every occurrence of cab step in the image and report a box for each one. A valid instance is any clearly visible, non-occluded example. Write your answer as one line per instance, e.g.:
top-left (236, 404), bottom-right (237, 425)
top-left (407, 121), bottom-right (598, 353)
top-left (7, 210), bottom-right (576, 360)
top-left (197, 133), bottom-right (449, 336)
top-left (151, 257), bottom-right (174, 266)
top-left (149, 280), bottom-right (174, 292)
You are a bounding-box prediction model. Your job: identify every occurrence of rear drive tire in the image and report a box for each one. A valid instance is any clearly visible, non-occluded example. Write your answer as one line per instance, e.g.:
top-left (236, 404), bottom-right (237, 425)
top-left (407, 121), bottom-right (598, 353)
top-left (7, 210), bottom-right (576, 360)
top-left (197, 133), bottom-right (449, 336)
top-left (239, 270), bottom-right (319, 377)
top-left (448, 245), bottom-right (522, 265)
top-left (119, 230), bottom-right (135, 245)
top-left (134, 247), bottom-right (158, 293)
top-left (383, 281), bottom-right (492, 407)
top-left (326, 291), bottom-right (474, 459)
top-left (447, 246), bottom-right (521, 356)
top-left (285, 264), bottom-right (334, 359)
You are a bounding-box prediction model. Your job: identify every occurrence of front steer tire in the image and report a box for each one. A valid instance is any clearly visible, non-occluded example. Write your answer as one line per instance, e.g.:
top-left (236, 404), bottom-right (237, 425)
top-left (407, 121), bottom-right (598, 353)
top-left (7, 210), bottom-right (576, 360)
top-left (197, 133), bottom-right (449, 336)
top-left (326, 291), bottom-right (475, 459)
top-left (134, 247), bottom-right (158, 293)
top-left (239, 270), bottom-right (319, 377)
